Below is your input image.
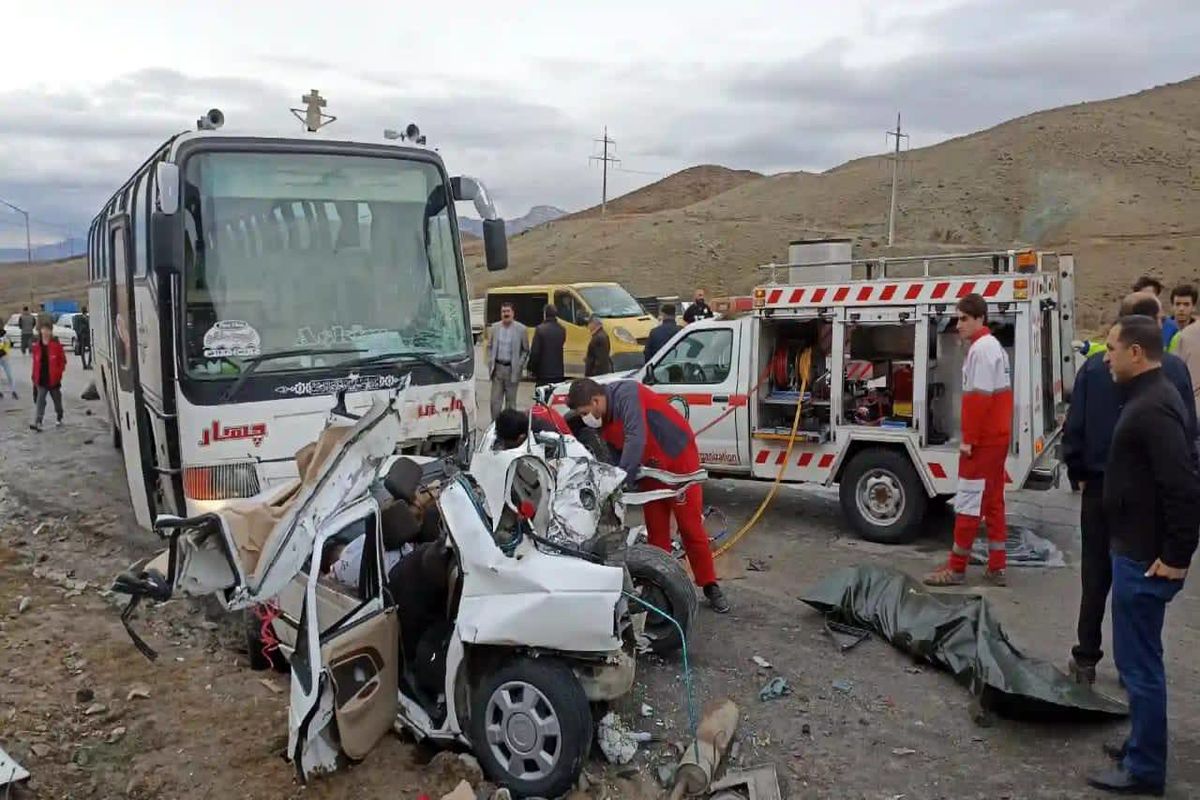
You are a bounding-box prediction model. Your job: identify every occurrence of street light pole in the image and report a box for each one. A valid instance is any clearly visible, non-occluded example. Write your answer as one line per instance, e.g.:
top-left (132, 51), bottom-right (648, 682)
top-left (0, 197), bottom-right (33, 304)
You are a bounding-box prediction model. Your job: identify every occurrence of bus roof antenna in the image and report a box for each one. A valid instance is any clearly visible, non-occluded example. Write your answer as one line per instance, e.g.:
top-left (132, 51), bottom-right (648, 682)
top-left (291, 89), bottom-right (336, 132)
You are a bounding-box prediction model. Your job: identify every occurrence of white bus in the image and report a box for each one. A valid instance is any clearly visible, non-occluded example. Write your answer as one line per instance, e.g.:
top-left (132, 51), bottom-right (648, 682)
top-left (88, 117), bottom-right (507, 528)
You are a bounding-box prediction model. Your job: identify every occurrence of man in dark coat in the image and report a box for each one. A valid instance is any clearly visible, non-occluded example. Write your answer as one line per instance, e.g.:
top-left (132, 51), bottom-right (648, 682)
top-left (644, 303), bottom-right (681, 363)
top-left (528, 303), bottom-right (566, 391)
top-left (585, 315), bottom-right (613, 377)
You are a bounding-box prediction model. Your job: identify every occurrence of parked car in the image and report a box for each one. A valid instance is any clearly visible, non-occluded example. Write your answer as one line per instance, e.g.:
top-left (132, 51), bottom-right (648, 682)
top-left (4, 314), bottom-right (21, 347)
top-left (52, 313), bottom-right (78, 349)
top-left (113, 390), bottom-right (695, 797)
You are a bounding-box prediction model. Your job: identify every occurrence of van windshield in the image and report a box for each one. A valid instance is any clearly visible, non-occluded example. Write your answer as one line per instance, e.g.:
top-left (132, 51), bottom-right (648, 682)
top-left (180, 151), bottom-right (468, 378)
top-left (577, 285), bottom-right (643, 318)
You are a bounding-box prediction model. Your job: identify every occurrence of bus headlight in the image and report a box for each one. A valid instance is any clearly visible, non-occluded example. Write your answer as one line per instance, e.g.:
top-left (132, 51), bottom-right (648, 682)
top-left (184, 463), bottom-right (262, 501)
top-left (612, 326), bottom-right (637, 345)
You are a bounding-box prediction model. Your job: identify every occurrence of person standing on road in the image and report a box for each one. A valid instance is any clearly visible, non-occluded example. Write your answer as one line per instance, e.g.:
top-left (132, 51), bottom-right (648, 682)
top-left (36, 304), bottom-right (54, 331)
top-left (683, 289), bottom-right (715, 325)
top-left (18, 306), bottom-right (35, 354)
top-left (1133, 275), bottom-right (1177, 349)
top-left (487, 302), bottom-right (528, 421)
top-left (644, 303), bottom-right (681, 364)
top-left (1084, 315), bottom-right (1200, 797)
top-left (567, 377), bottom-right (730, 613)
top-left (0, 338), bottom-right (17, 399)
top-left (924, 293), bottom-right (1012, 587)
top-left (1063, 292), bottom-right (1198, 687)
top-left (528, 303), bottom-right (566, 392)
top-left (1173, 307), bottom-right (1200, 443)
top-left (1166, 284), bottom-right (1196, 354)
top-left (29, 320), bottom-right (66, 431)
top-left (585, 315), bottom-right (613, 377)
top-left (74, 307), bottom-right (92, 370)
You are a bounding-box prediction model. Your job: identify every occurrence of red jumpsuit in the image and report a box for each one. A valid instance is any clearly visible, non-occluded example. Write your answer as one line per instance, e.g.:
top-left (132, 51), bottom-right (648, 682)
top-left (948, 327), bottom-right (1013, 572)
top-left (598, 381), bottom-right (718, 587)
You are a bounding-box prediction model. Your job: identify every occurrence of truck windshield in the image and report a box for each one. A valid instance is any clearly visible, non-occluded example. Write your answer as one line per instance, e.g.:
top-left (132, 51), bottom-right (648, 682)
top-left (181, 151), bottom-right (468, 378)
top-left (577, 285), bottom-right (643, 318)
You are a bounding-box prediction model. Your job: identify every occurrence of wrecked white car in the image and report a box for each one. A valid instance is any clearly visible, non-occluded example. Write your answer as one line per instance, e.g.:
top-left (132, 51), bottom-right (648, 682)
top-left (113, 390), bottom-right (696, 798)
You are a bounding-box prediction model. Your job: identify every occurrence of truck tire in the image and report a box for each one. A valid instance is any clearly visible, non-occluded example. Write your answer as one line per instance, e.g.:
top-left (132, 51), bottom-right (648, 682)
top-left (838, 448), bottom-right (927, 544)
top-left (625, 542), bottom-right (697, 655)
top-left (470, 657), bottom-right (593, 800)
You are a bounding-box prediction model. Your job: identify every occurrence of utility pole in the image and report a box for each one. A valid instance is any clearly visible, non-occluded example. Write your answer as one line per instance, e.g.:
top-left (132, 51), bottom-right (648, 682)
top-left (0, 197), bottom-right (33, 303)
top-left (589, 127), bottom-right (620, 214)
top-left (885, 113), bottom-right (909, 246)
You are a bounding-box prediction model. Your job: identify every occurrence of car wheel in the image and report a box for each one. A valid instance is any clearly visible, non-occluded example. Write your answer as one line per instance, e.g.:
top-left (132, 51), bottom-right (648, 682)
top-left (625, 542), bottom-right (697, 655)
top-left (244, 607), bottom-right (288, 672)
top-left (838, 448), bottom-right (927, 544)
top-left (470, 657), bottom-right (592, 799)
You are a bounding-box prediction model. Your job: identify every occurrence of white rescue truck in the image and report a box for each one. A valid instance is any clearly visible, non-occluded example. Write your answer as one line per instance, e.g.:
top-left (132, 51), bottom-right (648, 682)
top-left (551, 245), bottom-right (1077, 543)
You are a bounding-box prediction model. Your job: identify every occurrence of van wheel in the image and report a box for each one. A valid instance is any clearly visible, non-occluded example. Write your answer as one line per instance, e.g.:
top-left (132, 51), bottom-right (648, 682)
top-left (625, 542), bottom-right (697, 655)
top-left (839, 448), bottom-right (927, 544)
top-left (470, 657), bottom-right (592, 799)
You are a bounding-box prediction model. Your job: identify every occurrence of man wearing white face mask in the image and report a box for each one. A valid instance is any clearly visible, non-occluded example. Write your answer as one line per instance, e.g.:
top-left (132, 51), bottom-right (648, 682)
top-left (567, 377), bottom-right (729, 613)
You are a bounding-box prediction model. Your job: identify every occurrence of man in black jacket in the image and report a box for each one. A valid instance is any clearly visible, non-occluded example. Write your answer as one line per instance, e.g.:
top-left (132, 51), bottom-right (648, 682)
top-left (644, 303), bottom-right (681, 363)
top-left (1063, 292), bottom-right (1197, 686)
top-left (1085, 315), bottom-right (1200, 797)
top-left (683, 289), bottom-right (715, 324)
top-left (585, 316), bottom-right (613, 377)
top-left (528, 304), bottom-right (566, 391)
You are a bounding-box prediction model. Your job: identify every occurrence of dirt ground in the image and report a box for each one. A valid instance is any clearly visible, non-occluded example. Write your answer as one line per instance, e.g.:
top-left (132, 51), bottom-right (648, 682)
top-left (3, 357), bottom-right (1200, 799)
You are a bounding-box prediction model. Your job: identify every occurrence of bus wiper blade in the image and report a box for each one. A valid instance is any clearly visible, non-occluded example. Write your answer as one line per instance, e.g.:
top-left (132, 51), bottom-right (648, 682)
top-left (220, 347), bottom-right (365, 403)
top-left (340, 350), bottom-right (460, 382)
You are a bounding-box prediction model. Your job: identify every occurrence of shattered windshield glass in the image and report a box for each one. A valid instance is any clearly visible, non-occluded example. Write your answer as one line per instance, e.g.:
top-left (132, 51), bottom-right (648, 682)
top-left (181, 152), bottom-right (468, 377)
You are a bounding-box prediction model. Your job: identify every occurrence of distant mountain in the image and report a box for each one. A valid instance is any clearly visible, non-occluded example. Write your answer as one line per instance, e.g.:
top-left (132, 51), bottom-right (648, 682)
top-left (460, 205), bottom-right (566, 238)
top-left (0, 240), bottom-right (86, 263)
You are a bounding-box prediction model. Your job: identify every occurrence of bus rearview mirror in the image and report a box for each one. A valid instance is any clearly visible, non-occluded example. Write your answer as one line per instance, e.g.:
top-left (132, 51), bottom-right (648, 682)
top-left (151, 212), bottom-right (180, 276)
top-left (483, 219), bottom-right (508, 272)
top-left (156, 163), bottom-right (180, 215)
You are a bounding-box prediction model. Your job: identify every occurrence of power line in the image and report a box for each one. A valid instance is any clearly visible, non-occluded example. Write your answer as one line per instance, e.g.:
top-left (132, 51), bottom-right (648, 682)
top-left (885, 112), bottom-right (909, 246)
top-left (589, 126), bottom-right (620, 214)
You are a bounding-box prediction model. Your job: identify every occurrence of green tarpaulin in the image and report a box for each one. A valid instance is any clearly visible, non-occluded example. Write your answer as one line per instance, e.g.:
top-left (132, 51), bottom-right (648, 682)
top-left (801, 565), bottom-right (1127, 719)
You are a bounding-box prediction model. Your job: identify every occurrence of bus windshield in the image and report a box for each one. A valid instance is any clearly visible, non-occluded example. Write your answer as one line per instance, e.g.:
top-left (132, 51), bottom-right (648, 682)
top-left (181, 151), bottom-right (468, 378)
top-left (577, 285), bottom-right (643, 318)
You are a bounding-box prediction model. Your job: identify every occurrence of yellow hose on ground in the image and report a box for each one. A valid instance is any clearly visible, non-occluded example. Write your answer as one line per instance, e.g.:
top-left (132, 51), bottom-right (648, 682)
top-left (713, 348), bottom-right (812, 559)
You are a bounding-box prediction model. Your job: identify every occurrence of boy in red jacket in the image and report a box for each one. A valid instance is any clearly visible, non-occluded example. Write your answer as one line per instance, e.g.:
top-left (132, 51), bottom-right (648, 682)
top-left (925, 293), bottom-right (1013, 586)
top-left (30, 321), bottom-right (66, 431)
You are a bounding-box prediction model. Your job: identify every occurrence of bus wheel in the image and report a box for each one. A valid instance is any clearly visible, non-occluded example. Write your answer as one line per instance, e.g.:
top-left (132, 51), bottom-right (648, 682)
top-left (839, 448), bottom-right (927, 544)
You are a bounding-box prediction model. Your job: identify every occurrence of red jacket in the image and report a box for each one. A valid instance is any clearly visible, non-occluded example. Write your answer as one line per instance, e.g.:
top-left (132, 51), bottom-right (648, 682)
top-left (31, 338), bottom-right (67, 388)
top-left (600, 381), bottom-right (700, 481)
top-left (960, 327), bottom-right (1012, 447)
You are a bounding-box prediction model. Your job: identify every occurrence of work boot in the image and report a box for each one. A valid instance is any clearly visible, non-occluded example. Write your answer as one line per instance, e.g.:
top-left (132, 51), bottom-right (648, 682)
top-left (984, 569), bottom-right (1007, 587)
top-left (922, 567), bottom-right (965, 587)
top-left (1069, 658), bottom-right (1097, 686)
top-left (1086, 765), bottom-right (1163, 796)
top-left (703, 583), bottom-right (731, 614)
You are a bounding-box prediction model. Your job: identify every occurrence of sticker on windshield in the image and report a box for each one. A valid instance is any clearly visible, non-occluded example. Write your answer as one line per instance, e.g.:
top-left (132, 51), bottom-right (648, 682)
top-left (274, 373), bottom-right (404, 397)
top-left (203, 321), bottom-right (261, 358)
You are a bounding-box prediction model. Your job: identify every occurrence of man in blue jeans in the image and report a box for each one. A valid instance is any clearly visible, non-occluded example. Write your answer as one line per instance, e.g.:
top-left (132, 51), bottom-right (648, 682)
top-left (1087, 315), bottom-right (1200, 796)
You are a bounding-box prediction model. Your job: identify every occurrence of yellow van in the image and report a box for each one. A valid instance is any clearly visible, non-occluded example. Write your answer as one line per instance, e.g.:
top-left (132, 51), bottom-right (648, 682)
top-left (483, 282), bottom-right (656, 373)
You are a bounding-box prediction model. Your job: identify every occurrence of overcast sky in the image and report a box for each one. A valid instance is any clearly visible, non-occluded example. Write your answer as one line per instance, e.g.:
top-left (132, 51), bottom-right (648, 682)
top-left (0, 0), bottom-right (1196, 247)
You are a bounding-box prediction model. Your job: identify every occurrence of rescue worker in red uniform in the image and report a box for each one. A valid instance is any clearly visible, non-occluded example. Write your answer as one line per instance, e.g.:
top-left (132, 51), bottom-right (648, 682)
top-left (925, 293), bottom-right (1013, 586)
top-left (567, 378), bottom-right (730, 613)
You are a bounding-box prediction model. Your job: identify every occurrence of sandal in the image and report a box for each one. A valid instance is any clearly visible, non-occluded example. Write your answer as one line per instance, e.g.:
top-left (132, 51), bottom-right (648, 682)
top-left (922, 567), bottom-right (965, 587)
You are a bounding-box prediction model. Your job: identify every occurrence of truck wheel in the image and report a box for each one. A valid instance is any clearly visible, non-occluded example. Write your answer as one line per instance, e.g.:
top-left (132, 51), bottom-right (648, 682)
top-left (839, 448), bottom-right (927, 544)
top-left (470, 657), bottom-right (592, 800)
top-left (625, 542), bottom-right (697, 655)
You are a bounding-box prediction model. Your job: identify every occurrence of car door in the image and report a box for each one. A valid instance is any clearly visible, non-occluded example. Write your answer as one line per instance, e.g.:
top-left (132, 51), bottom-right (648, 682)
top-left (644, 324), bottom-right (746, 471)
top-left (289, 498), bottom-right (398, 779)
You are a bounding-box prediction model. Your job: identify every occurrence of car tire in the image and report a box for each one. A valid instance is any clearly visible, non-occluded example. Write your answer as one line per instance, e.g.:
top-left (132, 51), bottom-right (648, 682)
top-left (838, 448), bottom-right (927, 544)
top-left (244, 607), bottom-right (288, 672)
top-left (470, 657), bottom-right (592, 799)
top-left (625, 542), bottom-right (697, 655)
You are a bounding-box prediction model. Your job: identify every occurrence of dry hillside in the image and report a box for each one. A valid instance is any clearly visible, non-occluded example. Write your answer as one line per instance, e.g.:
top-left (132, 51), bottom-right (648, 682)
top-left (469, 76), bottom-right (1200, 330)
top-left (0, 257), bottom-right (88, 314)
top-left (566, 164), bottom-right (764, 219)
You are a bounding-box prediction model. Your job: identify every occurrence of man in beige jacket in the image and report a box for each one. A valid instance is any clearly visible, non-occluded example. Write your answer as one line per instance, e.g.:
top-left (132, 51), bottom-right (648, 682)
top-left (1175, 319), bottom-right (1200, 438)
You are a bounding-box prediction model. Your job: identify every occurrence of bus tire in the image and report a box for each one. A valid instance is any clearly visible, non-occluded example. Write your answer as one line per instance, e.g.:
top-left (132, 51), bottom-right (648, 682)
top-left (839, 448), bottom-right (927, 544)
